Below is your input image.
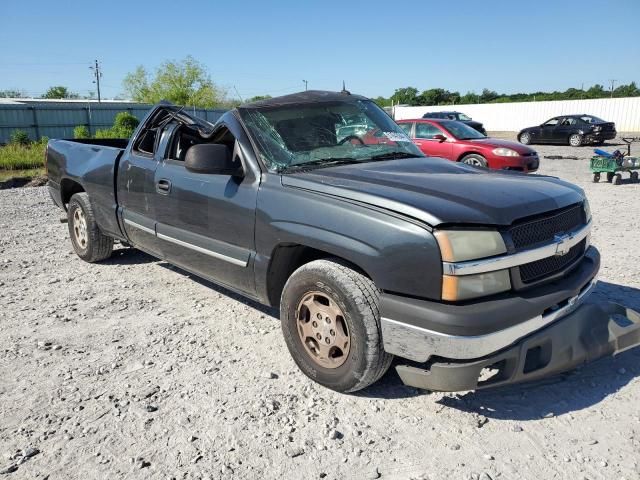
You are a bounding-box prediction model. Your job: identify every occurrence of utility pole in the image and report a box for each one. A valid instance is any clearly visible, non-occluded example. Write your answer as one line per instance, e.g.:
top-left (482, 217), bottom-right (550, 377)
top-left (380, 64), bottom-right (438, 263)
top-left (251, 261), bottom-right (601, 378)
top-left (609, 79), bottom-right (617, 98)
top-left (302, 79), bottom-right (308, 91)
top-left (90, 60), bottom-right (102, 102)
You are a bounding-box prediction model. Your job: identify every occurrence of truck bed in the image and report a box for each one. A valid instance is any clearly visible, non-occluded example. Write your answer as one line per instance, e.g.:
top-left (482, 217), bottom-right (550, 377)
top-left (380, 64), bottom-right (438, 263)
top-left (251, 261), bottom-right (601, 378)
top-left (46, 138), bottom-right (129, 240)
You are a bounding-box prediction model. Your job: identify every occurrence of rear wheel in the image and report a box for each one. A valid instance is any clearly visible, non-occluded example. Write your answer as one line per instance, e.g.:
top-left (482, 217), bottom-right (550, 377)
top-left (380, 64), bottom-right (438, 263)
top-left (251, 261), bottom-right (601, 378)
top-left (606, 172), bottom-right (615, 183)
top-left (67, 193), bottom-right (114, 262)
top-left (518, 132), bottom-right (531, 145)
top-left (631, 171), bottom-right (639, 183)
top-left (461, 154), bottom-right (488, 168)
top-left (280, 258), bottom-right (393, 393)
top-left (614, 173), bottom-right (623, 185)
top-left (592, 173), bottom-right (600, 183)
top-left (569, 134), bottom-right (583, 147)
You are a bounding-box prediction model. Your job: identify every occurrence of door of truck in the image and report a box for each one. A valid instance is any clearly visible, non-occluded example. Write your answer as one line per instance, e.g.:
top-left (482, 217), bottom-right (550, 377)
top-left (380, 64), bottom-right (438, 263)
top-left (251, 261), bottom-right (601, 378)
top-left (151, 115), bottom-right (260, 295)
top-left (116, 108), bottom-right (168, 257)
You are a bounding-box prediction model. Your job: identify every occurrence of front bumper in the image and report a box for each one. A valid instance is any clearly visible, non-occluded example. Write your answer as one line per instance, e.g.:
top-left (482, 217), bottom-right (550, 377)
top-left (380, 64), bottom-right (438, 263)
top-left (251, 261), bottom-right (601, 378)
top-left (497, 155), bottom-right (539, 173)
top-left (395, 302), bottom-right (640, 391)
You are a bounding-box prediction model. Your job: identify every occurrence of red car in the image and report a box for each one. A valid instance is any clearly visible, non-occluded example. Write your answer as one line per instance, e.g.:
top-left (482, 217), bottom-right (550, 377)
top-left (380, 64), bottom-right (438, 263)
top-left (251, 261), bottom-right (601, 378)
top-left (397, 119), bottom-right (539, 172)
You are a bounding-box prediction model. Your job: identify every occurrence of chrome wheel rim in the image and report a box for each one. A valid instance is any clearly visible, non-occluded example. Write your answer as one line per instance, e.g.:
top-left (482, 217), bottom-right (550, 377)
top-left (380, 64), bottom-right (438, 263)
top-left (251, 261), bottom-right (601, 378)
top-left (296, 291), bottom-right (350, 369)
top-left (570, 135), bottom-right (581, 146)
top-left (73, 208), bottom-right (88, 249)
top-left (520, 133), bottom-right (530, 144)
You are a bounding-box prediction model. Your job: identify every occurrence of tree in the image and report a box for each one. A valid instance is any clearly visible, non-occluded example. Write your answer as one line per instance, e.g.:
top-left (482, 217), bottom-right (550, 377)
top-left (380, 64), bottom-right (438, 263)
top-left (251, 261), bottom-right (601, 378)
top-left (372, 96), bottom-right (391, 108)
top-left (418, 88), bottom-right (460, 106)
top-left (478, 88), bottom-right (499, 103)
top-left (459, 92), bottom-right (478, 104)
top-left (122, 56), bottom-right (226, 107)
top-left (0, 89), bottom-right (26, 98)
top-left (94, 112), bottom-right (140, 139)
top-left (42, 86), bottom-right (78, 99)
top-left (585, 84), bottom-right (606, 99)
top-left (614, 81), bottom-right (640, 98)
top-left (73, 125), bottom-right (90, 139)
top-left (246, 95), bottom-right (272, 102)
top-left (390, 87), bottom-right (419, 106)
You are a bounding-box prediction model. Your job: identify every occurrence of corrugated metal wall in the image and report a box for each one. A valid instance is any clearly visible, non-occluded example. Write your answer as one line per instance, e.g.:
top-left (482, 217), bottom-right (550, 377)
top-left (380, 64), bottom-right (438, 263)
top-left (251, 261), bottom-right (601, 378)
top-left (393, 97), bottom-right (640, 132)
top-left (0, 103), bottom-right (227, 144)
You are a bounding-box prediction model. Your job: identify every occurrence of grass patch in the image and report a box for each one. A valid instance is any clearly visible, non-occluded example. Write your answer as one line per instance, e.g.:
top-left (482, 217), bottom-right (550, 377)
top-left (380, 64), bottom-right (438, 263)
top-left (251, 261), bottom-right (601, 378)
top-left (0, 168), bottom-right (46, 182)
top-left (0, 142), bottom-right (46, 170)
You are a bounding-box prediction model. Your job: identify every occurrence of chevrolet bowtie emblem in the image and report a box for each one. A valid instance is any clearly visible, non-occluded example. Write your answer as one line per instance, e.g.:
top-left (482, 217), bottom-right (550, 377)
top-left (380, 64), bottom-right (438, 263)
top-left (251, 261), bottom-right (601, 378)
top-left (554, 233), bottom-right (573, 256)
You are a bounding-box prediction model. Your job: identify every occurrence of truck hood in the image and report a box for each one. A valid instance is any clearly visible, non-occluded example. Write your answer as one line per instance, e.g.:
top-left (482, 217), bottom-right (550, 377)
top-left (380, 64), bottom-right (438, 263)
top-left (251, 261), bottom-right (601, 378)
top-left (281, 157), bottom-right (584, 227)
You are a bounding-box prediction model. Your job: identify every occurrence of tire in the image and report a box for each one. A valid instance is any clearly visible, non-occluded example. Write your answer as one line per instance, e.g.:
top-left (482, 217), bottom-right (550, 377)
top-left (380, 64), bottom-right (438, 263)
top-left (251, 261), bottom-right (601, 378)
top-left (460, 153), bottom-right (488, 168)
top-left (280, 258), bottom-right (393, 393)
top-left (631, 171), bottom-right (639, 183)
top-left (67, 193), bottom-right (114, 262)
top-left (614, 174), bottom-right (622, 185)
top-left (518, 132), bottom-right (531, 145)
top-left (606, 172), bottom-right (615, 183)
top-left (592, 173), bottom-right (600, 183)
top-left (569, 133), bottom-right (583, 147)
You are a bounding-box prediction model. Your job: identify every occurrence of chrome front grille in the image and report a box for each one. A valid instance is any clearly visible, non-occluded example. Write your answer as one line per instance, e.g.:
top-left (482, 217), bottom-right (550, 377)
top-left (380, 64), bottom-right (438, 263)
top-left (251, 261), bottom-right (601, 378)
top-left (519, 239), bottom-right (586, 284)
top-left (510, 204), bottom-right (585, 250)
top-left (509, 204), bottom-right (587, 283)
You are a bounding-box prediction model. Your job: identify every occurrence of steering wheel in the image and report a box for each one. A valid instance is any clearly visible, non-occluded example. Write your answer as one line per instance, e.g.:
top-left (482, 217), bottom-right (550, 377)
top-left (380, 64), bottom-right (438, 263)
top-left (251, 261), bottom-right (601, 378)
top-left (338, 135), bottom-right (365, 145)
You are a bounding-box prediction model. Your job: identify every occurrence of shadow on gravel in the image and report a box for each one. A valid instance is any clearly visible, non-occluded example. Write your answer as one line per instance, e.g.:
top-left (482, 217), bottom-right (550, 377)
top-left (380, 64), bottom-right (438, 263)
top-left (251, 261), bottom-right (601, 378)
top-left (436, 281), bottom-right (640, 420)
top-left (157, 261), bottom-right (279, 319)
top-left (102, 247), bottom-right (157, 265)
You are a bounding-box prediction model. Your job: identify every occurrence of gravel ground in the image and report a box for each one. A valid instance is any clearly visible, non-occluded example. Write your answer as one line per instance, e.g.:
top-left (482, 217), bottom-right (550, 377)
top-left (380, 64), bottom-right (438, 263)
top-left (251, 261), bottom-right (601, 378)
top-left (1, 137), bottom-right (640, 480)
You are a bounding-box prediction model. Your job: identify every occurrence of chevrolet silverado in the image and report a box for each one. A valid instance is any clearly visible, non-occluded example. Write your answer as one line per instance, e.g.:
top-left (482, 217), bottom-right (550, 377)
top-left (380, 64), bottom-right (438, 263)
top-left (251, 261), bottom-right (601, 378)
top-left (46, 91), bottom-right (640, 392)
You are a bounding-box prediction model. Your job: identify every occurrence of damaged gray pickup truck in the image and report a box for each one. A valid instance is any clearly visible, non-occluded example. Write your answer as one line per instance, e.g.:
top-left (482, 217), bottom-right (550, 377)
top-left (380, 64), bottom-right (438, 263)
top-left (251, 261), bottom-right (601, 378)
top-left (46, 91), bottom-right (640, 393)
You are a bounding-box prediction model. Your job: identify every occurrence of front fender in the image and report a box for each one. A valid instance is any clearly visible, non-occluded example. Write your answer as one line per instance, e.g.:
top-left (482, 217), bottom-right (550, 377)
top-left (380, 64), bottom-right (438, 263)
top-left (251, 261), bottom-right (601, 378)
top-left (254, 175), bottom-right (443, 302)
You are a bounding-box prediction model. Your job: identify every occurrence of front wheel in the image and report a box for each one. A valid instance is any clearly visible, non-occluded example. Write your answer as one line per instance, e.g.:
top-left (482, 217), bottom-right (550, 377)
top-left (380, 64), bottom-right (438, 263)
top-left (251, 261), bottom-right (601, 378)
top-left (569, 134), bottom-right (583, 147)
top-left (461, 153), bottom-right (488, 168)
top-left (67, 193), bottom-right (114, 262)
top-left (280, 259), bottom-right (393, 393)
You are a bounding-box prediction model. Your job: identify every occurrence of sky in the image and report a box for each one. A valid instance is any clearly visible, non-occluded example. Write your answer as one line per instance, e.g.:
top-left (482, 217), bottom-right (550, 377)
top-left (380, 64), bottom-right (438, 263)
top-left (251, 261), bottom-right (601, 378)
top-left (1, 0), bottom-right (639, 101)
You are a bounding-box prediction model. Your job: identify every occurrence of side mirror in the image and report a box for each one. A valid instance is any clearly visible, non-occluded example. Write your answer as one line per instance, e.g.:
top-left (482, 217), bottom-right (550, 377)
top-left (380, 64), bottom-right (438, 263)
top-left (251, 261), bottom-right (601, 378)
top-left (432, 134), bottom-right (447, 143)
top-left (185, 144), bottom-right (242, 176)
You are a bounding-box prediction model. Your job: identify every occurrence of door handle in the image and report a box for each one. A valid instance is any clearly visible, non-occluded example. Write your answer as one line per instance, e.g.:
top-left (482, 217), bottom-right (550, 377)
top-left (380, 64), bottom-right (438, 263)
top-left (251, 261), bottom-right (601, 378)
top-left (156, 179), bottom-right (172, 194)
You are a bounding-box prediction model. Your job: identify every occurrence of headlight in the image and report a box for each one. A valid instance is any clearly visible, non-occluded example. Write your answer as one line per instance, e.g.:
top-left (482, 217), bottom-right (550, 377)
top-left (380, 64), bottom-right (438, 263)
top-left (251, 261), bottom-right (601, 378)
top-left (492, 148), bottom-right (520, 157)
top-left (435, 229), bottom-right (510, 300)
top-left (442, 270), bottom-right (511, 301)
top-left (434, 229), bottom-right (507, 262)
top-left (583, 198), bottom-right (591, 222)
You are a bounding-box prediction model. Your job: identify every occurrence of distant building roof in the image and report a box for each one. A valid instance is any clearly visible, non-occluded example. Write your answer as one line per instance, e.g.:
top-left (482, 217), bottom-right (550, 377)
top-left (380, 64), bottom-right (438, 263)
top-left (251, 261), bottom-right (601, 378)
top-left (0, 98), bottom-right (140, 106)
